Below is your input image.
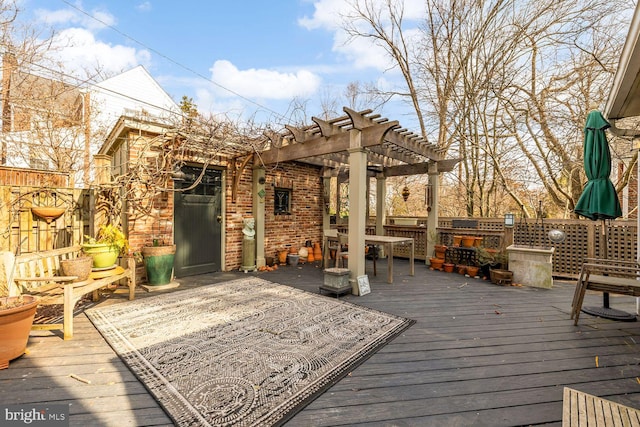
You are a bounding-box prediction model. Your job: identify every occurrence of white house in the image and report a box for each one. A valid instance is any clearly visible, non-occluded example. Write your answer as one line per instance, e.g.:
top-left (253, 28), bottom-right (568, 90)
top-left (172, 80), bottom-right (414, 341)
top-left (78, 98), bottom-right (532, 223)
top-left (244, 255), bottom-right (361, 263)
top-left (0, 59), bottom-right (180, 186)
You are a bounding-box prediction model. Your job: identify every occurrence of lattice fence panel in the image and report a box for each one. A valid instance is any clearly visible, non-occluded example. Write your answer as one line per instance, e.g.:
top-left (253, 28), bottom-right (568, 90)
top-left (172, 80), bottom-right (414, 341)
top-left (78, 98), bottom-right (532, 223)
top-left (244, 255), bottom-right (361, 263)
top-left (553, 223), bottom-right (590, 277)
top-left (605, 222), bottom-right (636, 261)
top-left (384, 226), bottom-right (427, 260)
top-left (511, 219), bottom-right (637, 278)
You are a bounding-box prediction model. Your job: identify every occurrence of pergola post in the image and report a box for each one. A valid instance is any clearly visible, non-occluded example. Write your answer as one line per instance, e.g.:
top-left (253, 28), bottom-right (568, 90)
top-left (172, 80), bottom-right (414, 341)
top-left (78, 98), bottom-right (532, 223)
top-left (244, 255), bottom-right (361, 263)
top-left (322, 175), bottom-right (331, 231)
top-left (252, 167), bottom-right (266, 268)
top-left (336, 174), bottom-right (344, 224)
top-left (376, 173), bottom-right (386, 258)
top-left (348, 130), bottom-right (367, 293)
top-left (426, 163), bottom-right (439, 262)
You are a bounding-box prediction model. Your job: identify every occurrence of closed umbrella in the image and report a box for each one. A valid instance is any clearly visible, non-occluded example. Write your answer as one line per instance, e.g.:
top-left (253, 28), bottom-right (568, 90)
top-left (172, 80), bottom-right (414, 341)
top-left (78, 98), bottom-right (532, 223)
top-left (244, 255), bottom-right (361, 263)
top-left (574, 110), bottom-right (631, 320)
top-left (574, 110), bottom-right (621, 221)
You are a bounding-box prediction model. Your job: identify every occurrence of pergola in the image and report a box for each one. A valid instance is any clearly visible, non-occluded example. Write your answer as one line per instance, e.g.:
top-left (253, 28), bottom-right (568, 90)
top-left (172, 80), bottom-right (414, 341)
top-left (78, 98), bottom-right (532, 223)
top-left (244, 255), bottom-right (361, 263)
top-left (251, 107), bottom-right (460, 283)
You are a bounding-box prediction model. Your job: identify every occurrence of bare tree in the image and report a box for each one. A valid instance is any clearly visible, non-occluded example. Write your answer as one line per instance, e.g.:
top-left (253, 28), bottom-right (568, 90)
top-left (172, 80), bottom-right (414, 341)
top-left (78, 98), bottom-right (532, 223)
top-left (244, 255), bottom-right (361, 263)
top-left (0, 2), bottom-right (110, 186)
top-left (339, 0), bottom-right (634, 218)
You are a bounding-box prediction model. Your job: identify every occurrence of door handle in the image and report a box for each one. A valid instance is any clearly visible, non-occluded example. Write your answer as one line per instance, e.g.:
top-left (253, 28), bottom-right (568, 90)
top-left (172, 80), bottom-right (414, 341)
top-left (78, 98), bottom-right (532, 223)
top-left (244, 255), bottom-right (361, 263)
top-left (216, 215), bottom-right (222, 223)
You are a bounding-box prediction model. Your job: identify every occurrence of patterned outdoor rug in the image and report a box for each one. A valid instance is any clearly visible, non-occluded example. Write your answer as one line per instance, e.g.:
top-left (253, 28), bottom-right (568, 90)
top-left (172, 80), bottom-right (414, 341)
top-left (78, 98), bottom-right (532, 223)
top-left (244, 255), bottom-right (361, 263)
top-left (86, 277), bottom-right (414, 426)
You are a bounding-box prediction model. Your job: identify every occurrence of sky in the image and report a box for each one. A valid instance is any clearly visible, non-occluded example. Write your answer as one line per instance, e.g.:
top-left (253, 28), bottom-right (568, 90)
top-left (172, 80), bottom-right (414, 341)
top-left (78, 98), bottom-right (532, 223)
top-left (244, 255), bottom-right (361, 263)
top-left (18, 0), bottom-right (423, 132)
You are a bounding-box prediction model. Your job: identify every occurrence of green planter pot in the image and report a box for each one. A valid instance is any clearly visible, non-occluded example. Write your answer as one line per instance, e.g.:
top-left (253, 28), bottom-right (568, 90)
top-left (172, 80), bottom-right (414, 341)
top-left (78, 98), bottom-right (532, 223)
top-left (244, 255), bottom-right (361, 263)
top-left (82, 243), bottom-right (120, 268)
top-left (142, 245), bottom-right (176, 285)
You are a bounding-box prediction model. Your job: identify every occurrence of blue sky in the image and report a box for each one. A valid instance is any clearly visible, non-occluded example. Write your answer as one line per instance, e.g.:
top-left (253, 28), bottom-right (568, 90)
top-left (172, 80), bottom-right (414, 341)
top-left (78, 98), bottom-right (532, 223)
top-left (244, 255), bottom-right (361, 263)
top-left (19, 0), bottom-right (421, 130)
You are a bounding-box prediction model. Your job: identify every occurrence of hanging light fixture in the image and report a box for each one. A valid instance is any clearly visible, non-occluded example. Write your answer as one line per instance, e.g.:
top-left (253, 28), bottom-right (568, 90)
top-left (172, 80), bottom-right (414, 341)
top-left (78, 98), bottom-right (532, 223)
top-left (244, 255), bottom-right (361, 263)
top-left (402, 186), bottom-right (410, 202)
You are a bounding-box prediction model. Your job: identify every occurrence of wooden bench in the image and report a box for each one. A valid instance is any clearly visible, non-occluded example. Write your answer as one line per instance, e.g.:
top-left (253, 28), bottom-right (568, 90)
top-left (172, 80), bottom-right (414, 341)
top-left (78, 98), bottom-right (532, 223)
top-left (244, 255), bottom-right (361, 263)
top-left (571, 258), bottom-right (640, 325)
top-left (2, 245), bottom-right (136, 339)
top-left (563, 387), bottom-right (640, 426)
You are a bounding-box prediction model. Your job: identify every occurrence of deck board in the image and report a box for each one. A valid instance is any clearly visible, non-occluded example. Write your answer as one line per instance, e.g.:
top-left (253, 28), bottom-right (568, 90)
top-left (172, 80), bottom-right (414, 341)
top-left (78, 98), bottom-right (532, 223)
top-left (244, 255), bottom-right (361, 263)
top-left (2, 259), bottom-right (640, 426)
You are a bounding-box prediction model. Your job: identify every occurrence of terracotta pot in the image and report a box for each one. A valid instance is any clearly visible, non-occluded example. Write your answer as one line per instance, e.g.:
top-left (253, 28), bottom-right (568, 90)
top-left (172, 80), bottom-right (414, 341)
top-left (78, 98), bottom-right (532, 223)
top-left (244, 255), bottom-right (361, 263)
top-left (277, 250), bottom-right (288, 265)
top-left (434, 245), bottom-right (447, 259)
top-left (453, 235), bottom-right (462, 247)
top-left (461, 236), bottom-right (475, 248)
top-left (443, 263), bottom-right (455, 273)
top-left (429, 257), bottom-right (444, 270)
top-left (456, 264), bottom-right (467, 275)
top-left (0, 295), bottom-right (39, 369)
top-left (466, 266), bottom-right (480, 277)
top-left (307, 251), bottom-right (315, 262)
top-left (473, 237), bottom-right (484, 247)
top-left (289, 246), bottom-right (297, 254)
top-left (313, 243), bottom-right (322, 260)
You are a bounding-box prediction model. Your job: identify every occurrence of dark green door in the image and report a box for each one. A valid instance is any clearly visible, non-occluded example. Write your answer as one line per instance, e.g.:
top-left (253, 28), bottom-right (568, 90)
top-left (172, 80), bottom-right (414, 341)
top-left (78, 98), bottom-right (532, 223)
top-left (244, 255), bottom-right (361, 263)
top-left (174, 166), bottom-right (222, 277)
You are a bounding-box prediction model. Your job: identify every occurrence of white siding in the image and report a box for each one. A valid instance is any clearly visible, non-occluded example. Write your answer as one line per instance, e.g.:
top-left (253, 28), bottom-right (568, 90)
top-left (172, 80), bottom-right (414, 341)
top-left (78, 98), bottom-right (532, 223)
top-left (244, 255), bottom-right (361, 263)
top-left (91, 65), bottom-right (179, 133)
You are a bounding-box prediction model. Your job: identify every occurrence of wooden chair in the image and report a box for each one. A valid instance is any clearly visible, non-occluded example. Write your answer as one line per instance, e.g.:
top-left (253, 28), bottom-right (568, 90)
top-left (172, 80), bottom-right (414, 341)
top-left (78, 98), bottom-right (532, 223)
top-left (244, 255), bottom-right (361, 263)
top-left (571, 258), bottom-right (640, 325)
top-left (334, 232), bottom-right (376, 275)
top-left (335, 232), bottom-right (349, 268)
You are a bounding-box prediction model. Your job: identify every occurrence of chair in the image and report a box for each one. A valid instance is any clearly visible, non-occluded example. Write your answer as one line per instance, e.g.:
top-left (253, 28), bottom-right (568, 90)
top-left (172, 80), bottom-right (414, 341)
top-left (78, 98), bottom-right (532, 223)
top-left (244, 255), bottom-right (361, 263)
top-left (571, 258), bottom-right (640, 325)
top-left (333, 232), bottom-right (376, 275)
top-left (335, 232), bottom-right (349, 268)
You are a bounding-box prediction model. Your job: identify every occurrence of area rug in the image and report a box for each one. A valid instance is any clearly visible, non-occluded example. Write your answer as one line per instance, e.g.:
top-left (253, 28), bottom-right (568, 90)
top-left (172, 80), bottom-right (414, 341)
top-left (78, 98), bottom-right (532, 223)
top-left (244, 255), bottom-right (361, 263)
top-left (86, 277), bottom-right (414, 426)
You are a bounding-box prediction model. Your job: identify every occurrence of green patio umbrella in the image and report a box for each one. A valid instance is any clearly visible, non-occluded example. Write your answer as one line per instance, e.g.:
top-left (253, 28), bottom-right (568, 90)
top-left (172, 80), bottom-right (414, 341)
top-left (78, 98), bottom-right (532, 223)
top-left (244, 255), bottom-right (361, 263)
top-left (574, 109), bottom-right (621, 221)
top-left (574, 110), bottom-right (630, 320)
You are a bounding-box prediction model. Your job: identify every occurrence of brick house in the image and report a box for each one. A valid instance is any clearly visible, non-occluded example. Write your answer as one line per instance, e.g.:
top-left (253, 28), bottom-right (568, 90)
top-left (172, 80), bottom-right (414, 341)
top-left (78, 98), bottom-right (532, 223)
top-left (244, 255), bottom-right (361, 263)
top-left (98, 115), bottom-right (324, 275)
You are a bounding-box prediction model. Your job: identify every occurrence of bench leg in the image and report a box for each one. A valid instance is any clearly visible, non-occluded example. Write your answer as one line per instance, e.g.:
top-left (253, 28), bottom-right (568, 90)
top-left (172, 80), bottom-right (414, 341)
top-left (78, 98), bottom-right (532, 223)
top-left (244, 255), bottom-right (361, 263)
top-left (63, 284), bottom-right (74, 340)
top-left (571, 280), bottom-right (589, 325)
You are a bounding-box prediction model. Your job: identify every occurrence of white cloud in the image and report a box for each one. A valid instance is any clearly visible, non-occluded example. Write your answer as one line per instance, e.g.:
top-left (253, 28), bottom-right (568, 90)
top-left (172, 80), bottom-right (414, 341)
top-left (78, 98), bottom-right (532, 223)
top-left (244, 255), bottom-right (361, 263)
top-left (34, 5), bottom-right (116, 32)
top-left (136, 2), bottom-right (152, 12)
top-left (298, 0), bottom-right (346, 30)
top-left (209, 60), bottom-right (322, 100)
top-left (28, 4), bottom-right (150, 78)
top-left (299, 0), bottom-right (423, 72)
top-left (51, 28), bottom-right (150, 75)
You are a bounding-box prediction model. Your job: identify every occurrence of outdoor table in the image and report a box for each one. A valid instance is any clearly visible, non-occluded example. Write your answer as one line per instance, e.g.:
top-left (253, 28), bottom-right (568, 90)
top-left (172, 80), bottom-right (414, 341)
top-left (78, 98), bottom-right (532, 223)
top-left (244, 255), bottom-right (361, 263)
top-left (323, 230), bottom-right (414, 284)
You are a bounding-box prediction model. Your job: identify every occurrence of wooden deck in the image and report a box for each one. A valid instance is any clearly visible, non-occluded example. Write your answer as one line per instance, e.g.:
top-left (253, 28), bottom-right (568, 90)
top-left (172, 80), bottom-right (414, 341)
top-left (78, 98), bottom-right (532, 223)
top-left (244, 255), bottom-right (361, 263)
top-left (2, 260), bottom-right (640, 426)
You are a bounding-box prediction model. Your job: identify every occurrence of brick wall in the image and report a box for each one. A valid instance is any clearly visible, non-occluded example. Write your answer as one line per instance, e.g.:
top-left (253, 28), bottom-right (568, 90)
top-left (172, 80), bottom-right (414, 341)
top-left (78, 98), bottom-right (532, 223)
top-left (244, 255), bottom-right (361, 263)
top-left (263, 162), bottom-right (323, 262)
top-left (223, 160), bottom-right (323, 270)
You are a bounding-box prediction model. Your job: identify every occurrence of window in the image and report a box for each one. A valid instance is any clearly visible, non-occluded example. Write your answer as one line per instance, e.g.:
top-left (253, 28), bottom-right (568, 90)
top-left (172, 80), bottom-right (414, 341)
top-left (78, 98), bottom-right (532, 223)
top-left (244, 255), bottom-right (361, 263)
top-left (274, 187), bottom-right (291, 215)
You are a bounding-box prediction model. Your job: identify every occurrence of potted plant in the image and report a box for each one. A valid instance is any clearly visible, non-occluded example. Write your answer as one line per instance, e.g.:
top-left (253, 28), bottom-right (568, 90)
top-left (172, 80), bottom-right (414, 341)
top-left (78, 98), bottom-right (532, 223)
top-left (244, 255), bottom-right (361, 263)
top-left (142, 221), bottom-right (176, 286)
top-left (477, 247), bottom-right (496, 279)
top-left (428, 230), bottom-right (447, 259)
top-left (82, 224), bottom-right (129, 269)
top-left (0, 250), bottom-right (39, 369)
top-left (0, 295), bottom-right (39, 369)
